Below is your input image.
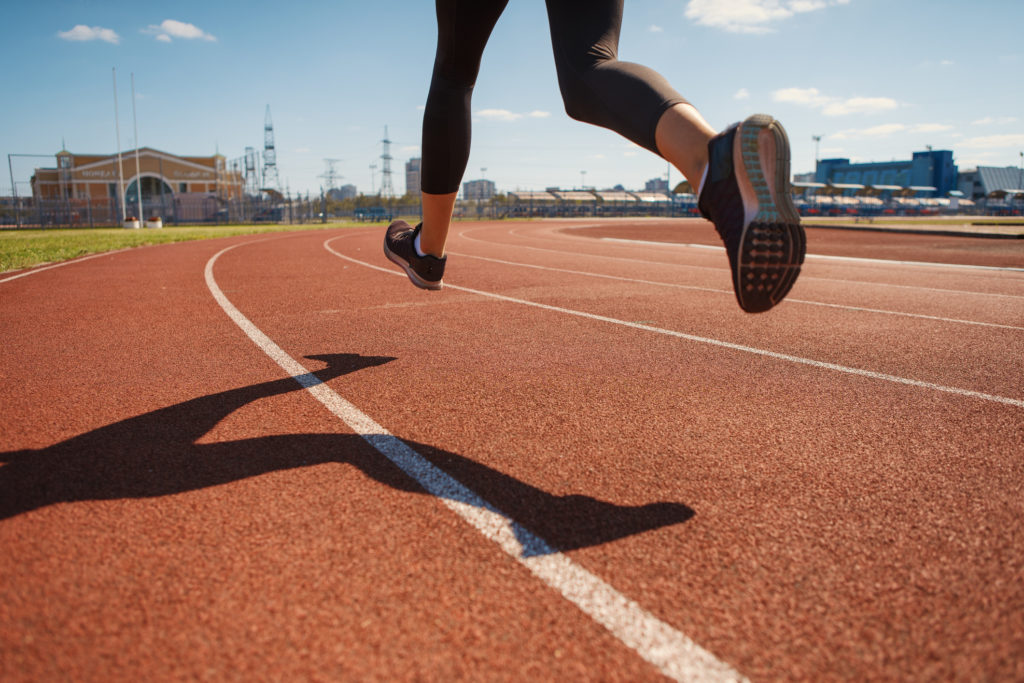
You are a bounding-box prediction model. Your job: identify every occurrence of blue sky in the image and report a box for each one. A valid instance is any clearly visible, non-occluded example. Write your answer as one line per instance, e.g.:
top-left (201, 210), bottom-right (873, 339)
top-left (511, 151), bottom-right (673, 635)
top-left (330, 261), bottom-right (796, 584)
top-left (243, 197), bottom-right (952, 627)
top-left (3, 0), bottom-right (1023, 197)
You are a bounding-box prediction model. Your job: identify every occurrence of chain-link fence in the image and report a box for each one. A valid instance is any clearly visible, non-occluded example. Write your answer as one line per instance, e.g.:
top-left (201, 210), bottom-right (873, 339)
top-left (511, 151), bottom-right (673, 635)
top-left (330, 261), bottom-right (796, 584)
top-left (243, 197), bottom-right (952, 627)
top-left (0, 193), bottom-right (333, 229)
top-left (3, 192), bottom-right (1021, 229)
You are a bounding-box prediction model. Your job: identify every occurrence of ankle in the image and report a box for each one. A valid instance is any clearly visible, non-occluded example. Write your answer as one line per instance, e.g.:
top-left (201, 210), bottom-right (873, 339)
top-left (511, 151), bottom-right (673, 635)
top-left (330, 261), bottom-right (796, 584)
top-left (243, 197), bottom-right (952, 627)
top-left (417, 222), bottom-right (447, 258)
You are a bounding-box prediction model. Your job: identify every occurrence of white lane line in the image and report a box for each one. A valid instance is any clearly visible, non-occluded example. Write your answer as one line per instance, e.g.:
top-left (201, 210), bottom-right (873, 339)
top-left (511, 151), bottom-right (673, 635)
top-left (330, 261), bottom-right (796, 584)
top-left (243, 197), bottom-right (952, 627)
top-left (600, 237), bottom-right (1024, 273)
top-left (0, 250), bottom-right (123, 284)
top-left (205, 242), bottom-right (744, 683)
top-left (456, 227), bottom-right (1024, 300)
top-left (447, 251), bottom-right (1024, 332)
top-left (325, 237), bottom-right (1024, 409)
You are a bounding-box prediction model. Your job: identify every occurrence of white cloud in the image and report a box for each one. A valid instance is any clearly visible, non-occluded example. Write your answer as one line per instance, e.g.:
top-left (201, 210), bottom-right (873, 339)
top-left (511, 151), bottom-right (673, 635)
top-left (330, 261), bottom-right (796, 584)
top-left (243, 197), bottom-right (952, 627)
top-left (476, 109), bottom-right (551, 122)
top-left (734, 88), bottom-right (750, 100)
top-left (58, 25), bottom-right (120, 44)
top-left (823, 96), bottom-right (898, 116)
top-left (773, 87), bottom-right (832, 108)
top-left (144, 19), bottom-right (216, 42)
top-left (685, 0), bottom-right (849, 34)
top-left (959, 133), bottom-right (1024, 149)
top-left (477, 109), bottom-right (522, 122)
top-left (649, 24), bottom-right (664, 32)
top-left (773, 87), bottom-right (897, 116)
top-left (972, 116), bottom-right (1018, 126)
top-left (831, 122), bottom-right (954, 140)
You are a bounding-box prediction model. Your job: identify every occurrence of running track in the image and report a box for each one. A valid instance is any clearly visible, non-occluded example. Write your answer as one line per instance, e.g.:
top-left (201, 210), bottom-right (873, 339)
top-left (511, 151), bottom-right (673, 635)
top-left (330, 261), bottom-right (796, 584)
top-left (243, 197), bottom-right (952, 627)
top-left (2, 218), bottom-right (1022, 681)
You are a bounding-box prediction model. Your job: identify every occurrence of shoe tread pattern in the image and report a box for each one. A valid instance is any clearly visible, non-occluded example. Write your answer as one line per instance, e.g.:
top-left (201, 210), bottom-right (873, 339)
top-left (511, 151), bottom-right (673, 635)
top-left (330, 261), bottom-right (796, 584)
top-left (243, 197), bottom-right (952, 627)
top-left (736, 115), bottom-right (806, 312)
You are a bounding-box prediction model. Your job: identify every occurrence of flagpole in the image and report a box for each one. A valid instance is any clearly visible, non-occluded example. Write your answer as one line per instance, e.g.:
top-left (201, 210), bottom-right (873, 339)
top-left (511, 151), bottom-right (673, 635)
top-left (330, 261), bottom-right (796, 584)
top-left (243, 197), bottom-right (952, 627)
top-left (131, 72), bottom-right (143, 222)
top-left (112, 68), bottom-right (126, 224)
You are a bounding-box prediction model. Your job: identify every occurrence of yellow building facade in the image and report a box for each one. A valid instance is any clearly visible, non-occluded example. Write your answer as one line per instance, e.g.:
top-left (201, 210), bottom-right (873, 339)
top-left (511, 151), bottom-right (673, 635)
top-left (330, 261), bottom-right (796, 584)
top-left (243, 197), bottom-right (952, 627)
top-left (31, 148), bottom-right (243, 204)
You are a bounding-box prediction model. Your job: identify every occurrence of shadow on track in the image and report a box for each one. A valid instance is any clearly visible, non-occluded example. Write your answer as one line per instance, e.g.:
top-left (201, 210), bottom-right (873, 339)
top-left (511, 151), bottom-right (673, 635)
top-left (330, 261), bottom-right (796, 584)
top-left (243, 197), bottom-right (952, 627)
top-left (0, 353), bottom-right (693, 553)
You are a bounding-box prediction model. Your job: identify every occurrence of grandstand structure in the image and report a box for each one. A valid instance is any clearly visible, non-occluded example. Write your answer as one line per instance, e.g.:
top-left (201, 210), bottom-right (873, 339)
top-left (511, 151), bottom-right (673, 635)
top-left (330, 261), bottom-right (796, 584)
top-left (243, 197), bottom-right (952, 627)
top-left (958, 165), bottom-right (1024, 200)
top-left (504, 189), bottom-right (697, 218)
top-left (815, 149), bottom-right (958, 197)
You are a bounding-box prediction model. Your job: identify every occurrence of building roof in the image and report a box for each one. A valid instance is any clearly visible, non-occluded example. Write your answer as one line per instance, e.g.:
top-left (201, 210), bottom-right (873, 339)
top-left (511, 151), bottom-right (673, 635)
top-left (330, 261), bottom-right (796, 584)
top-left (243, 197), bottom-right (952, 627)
top-left (977, 166), bottom-right (1024, 194)
top-left (595, 191), bottom-right (636, 202)
top-left (509, 191), bottom-right (556, 201)
top-left (631, 191), bottom-right (670, 203)
top-left (553, 190), bottom-right (596, 201)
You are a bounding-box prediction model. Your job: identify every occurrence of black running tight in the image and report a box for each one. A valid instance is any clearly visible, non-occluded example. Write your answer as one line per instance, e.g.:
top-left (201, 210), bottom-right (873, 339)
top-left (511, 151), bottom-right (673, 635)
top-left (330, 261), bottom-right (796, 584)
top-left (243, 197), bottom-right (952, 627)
top-left (421, 0), bottom-right (688, 195)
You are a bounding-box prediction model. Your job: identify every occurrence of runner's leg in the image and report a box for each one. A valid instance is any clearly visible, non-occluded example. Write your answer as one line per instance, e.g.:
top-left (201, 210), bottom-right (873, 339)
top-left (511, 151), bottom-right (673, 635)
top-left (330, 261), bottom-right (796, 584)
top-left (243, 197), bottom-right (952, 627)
top-left (420, 0), bottom-right (509, 257)
top-left (544, 0), bottom-right (714, 188)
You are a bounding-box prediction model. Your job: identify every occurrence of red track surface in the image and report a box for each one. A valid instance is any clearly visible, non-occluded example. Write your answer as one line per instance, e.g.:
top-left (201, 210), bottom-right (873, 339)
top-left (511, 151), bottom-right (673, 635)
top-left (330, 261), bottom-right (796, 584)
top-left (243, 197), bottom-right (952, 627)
top-left (2, 218), bottom-right (1023, 680)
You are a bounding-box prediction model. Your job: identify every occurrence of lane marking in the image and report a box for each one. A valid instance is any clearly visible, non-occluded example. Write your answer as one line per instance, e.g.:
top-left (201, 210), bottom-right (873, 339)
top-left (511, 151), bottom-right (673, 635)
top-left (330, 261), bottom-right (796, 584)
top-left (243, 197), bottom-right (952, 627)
top-left (326, 237), bottom-right (1024, 409)
top-left (458, 226), bottom-right (722, 274)
top-left (205, 242), bottom-right (745, 683)
top-left (447, 251), bottom-right (1024, 332)
top-left (0, 250), bottom-right (123, 284)
top-left (600, 237), bottom-right (1024, 273)
top-left (457, 227), bottom-right (1024, 300)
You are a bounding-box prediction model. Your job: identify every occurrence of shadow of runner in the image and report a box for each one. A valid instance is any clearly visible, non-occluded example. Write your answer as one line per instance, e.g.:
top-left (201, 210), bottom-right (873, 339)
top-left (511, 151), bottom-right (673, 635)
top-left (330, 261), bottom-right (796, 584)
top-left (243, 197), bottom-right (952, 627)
top-left (0, 353), bottom-right (694, 553)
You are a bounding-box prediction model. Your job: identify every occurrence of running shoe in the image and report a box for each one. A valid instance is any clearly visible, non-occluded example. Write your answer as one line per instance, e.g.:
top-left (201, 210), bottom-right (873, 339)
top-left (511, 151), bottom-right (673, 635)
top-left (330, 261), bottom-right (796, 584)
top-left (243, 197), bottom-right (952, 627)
top-left (698, 114), bottom-right (805, 313)
top-left (383, 220), bottom-right (446, 290)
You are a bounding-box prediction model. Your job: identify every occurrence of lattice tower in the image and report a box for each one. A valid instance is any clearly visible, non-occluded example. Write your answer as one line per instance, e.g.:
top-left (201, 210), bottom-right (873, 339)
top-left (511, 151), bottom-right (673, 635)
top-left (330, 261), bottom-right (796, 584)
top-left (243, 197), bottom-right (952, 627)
top-left (379, 126), bottom-right (394, 198)
top-left (320, 158), bottom-right (342, 191)
top-left (262, 105), bottom-right (280, 191)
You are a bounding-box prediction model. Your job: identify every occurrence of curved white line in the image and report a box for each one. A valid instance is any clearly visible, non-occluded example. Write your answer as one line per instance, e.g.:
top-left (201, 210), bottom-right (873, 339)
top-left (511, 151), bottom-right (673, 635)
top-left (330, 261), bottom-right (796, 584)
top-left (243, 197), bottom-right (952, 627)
top-left (205, 240), bottom-right (744, 683)
top-left (446, 251), bottom-right (1024, 331)
top-left (600, 237), bottom-right (1024, 273)
top-left (326, 236), bottom-right (1024, 409)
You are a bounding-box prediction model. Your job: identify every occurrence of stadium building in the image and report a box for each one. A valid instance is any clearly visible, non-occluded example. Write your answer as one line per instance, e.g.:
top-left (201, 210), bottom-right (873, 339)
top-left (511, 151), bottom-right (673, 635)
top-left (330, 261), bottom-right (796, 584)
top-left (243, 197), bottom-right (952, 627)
top-left (31, 148), bottom-right (243, 207)
top-left (957, 165), bottom-right (1024, 200)
top-left (814, 149), bottom-right (958, 197)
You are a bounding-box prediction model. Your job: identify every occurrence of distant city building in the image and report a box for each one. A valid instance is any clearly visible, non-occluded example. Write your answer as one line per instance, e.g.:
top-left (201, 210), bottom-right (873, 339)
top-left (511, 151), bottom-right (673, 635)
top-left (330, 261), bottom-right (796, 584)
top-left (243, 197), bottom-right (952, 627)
top-left (31, 148), bottom-right (243, 203)
top-left (957, 166), bottom-right (1024, 200)
top-left (645, 177), bottom-right (668, 193)
top-left (405, 158), bottom-right (421, 197)
top-left (463, 178), bottom-right (495, 200)
top-left (329, 184), bottom-right (357, 201)
top-left (815, 149), bottom-right (958, 196)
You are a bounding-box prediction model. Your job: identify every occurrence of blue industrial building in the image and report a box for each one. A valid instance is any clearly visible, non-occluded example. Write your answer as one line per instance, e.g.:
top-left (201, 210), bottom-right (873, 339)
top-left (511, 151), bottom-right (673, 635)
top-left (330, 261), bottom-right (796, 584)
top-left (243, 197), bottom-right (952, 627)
top-left (814, 149), bottom-right (958, 196)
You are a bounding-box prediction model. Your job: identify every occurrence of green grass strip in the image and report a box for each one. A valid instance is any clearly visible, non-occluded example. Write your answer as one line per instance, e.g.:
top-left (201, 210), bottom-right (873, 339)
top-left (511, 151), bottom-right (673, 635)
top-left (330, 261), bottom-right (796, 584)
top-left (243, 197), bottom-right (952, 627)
top-left (0, 221), bottom-right (403, 274)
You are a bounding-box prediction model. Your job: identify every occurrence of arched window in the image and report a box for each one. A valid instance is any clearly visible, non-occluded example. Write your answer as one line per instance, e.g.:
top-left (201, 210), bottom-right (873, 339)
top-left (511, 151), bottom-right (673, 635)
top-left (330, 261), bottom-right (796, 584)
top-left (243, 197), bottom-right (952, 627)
top-left (125, 176), bottom-right (175, 203)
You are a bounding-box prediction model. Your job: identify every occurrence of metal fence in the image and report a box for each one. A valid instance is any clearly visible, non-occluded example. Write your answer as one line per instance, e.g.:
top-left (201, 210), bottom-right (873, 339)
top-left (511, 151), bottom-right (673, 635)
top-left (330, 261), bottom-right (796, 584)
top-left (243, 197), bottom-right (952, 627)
top-left (2, 193), bottom-right (1021, 230)
top-left (0, 194), bottom-right (329, 229)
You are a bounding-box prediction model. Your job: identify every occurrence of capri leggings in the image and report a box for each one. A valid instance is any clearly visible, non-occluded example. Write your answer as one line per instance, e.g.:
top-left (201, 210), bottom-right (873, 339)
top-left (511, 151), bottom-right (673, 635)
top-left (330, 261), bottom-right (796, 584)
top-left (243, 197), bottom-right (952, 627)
top-left (421, 0), bottom-right (688, 195)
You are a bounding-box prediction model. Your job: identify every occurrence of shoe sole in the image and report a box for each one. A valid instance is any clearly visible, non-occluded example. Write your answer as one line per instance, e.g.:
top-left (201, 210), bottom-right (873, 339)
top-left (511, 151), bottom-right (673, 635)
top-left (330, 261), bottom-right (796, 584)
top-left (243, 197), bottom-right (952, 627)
top-left (733, 114), bottom-right (806, 313)
top-left (383, 241), bottom-right (443, 291)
